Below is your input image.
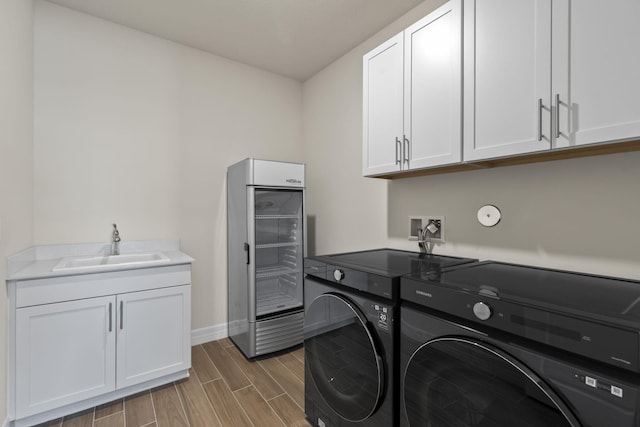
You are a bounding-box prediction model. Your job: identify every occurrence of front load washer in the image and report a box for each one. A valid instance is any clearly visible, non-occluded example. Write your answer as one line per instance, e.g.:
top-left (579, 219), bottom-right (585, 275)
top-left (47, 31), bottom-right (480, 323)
top-left (304, 249), bottom-right (476, 427)
top-left (400, 261), bottom-right (640, 427)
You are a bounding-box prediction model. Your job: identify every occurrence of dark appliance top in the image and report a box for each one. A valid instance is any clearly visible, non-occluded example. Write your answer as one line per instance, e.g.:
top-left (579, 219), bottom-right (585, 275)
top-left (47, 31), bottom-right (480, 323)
top-left (402, 260), bottom-right (640, 372)
top-left (305, 248), bottom-right (476, 300)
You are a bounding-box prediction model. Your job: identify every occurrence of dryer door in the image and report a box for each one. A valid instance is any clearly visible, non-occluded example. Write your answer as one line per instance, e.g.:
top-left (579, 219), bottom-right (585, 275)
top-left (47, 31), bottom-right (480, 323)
top-left (304, 292), bottom-right (385, 422)
top-left (404, 337), bottom-right (581, 427)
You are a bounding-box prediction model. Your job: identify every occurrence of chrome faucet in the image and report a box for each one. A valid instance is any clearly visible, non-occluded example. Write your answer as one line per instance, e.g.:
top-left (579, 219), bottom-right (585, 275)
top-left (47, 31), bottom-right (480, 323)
top-left (111, 223), bottom-right (121, 255)
top-left (417, 222), bottom-right (438, 255)
top-left (417, 227), bottom-right (429, 254)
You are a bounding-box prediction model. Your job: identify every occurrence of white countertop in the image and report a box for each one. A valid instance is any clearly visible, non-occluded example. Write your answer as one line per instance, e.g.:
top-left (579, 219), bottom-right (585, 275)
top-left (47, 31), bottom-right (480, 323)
top-left (6, 240), bottom-right (194, 281)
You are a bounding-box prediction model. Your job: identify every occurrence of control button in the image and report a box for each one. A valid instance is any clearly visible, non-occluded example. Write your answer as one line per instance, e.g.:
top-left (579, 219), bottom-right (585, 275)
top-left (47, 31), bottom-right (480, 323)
top-left (473, 302), bottom-right (492, 321)
top-left (585, 376), bottom-right (597, 388)
top-left (611, 385), bottom-right (623, 398)
top-left (333, 269), bottom-right (345, 281)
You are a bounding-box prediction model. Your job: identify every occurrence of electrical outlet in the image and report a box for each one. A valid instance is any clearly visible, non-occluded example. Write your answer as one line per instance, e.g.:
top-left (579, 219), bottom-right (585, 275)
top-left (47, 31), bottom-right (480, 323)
top-left (425, 216), bottom-right (445, 243)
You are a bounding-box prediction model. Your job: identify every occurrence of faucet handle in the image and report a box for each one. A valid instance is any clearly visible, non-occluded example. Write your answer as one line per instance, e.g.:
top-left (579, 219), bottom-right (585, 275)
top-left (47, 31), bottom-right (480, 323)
top-left (112, 223), bottom-right (121, 242)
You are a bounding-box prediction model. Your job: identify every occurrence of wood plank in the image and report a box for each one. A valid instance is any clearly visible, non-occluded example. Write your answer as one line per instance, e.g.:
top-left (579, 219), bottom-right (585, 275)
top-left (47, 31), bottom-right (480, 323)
top-left (151, 384), bottom-right (189, 427)
top-left (93, 412), bottom-right (124, 427)
top-left (34, 418), bottom-right (62, 427)
top-left (94, 398), bottom-right (123, 420)
top-left (202, 379), bottom-right (252, 427)
top-left (124, 391), bottom-right (155, 427)
top-left (202, 340), bottom-right (250, 391)
top-left (33, 339), bottom-right (308, 427)
top-left (175, 369), bottom-right (222, 427)
top-left (291, 347), bottom-right (304, 364)
top-left (276, 352), bottom-right (304, 383)
top-left (259, 356), bottom-right (305, 409)
top-left (61, 408), bottom-right (93, 427)
top-left (191, 344), bottom-right (221, 383)
top-left (234, 386), bottom-right (285, 426)
top-left (268, 394), bottom-right (311, 427)
top-left (218, 337), bottom-right (235, 348)
top-left (225, 344), bottom-right (284, 400)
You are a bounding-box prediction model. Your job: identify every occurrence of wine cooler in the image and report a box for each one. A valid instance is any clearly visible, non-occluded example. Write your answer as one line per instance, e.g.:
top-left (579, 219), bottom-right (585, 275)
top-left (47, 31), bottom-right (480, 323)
top-left (227, 158), bottom-right (305, 358)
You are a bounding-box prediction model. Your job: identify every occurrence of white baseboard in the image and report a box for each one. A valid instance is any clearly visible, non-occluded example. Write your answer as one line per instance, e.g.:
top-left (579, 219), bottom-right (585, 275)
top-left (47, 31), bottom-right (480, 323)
top-left (191, 323), bottom-right (228, 346)
top-left (3, 416), bottom-right (9, 427)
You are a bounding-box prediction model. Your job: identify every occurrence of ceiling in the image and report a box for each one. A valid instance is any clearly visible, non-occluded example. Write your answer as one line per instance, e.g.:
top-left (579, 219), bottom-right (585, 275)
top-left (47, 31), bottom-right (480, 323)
top-left (45, 0), bottom-right (424, 81)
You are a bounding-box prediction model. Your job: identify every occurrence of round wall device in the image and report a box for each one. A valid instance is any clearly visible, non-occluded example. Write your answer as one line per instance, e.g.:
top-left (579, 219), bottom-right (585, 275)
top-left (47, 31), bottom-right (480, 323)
top-left (477, 205), bottom-right (501, 227)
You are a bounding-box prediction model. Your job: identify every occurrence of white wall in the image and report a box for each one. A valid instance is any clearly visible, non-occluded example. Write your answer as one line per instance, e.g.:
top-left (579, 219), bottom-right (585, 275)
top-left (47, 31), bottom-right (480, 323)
top-left (303, 0), bottom-right (448, 256)
top-left (34, 1), bottom-right (303, 330)
top-left (0, 0), bottom-right (34, 422)
top-left (303, 0), bottom-right (640, 280)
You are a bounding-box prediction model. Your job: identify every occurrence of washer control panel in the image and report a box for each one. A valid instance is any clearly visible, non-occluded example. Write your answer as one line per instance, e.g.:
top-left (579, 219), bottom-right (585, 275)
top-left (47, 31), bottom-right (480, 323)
top-left (473, 302), bottom-right (492, 320)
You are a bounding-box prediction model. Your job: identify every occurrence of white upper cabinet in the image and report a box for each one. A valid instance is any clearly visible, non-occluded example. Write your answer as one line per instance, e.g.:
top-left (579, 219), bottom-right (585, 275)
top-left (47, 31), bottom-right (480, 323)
top-left (405, 1), bottom-right (462, 170)
top-left (463, 0), bottom-right (552, 161)
top-left (363, 33), bottom-right (404, 176)
top-left (363, 0), bottom-right (462, 176)
top-left (552, 0), bottom-right (640, 148)
top-left (465, 0), bottom-right (640, 162)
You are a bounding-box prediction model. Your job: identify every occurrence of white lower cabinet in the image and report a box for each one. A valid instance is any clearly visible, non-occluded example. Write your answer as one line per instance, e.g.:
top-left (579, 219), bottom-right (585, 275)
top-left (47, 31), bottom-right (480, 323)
top-left (15, 296), bottom-right (117, 418)
top-left (9, 265), bottom-right (192, 426)
top-left (116, 286), bottom-right (191, 388)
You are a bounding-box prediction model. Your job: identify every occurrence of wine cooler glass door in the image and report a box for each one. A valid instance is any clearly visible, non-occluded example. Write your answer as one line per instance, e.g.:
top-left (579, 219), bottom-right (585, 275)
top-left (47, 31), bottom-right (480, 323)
top-left (252, 189), bottom-right (304, 319)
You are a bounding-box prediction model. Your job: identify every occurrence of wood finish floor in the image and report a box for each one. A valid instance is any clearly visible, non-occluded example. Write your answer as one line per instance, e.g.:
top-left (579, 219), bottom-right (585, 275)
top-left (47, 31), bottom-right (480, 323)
top-left (35, 338), bottom-right (311, 427)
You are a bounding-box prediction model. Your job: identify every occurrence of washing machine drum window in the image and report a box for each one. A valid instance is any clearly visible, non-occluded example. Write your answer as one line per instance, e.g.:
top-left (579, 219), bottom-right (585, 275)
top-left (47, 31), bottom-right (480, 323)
top-left (305, 293), bottom-right (385, 422)
top-left (404, 338), bottom-right (581, 427)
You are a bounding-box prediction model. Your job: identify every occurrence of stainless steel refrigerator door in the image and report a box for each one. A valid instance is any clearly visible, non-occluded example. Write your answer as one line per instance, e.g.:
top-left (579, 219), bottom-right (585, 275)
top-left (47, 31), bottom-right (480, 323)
top-left (248, 187), bottom-right (304, 321)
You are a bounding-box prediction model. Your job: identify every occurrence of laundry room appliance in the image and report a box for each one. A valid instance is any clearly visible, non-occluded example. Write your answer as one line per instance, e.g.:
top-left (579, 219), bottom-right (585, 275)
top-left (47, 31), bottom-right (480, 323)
top-left (227, 158), bottom-right (305, 358)
top-left (400, 261), bottom-right (640, 427)
top-left (304, 249), bottom-right (476, 427)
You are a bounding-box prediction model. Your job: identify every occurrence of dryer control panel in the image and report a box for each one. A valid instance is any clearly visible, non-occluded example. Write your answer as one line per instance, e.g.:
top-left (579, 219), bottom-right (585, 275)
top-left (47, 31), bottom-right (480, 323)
top-left (402, 276), bottom-right (639, 373)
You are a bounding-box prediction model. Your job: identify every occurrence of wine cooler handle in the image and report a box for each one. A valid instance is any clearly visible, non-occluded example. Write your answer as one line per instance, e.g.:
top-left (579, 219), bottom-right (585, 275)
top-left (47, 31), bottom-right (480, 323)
top-left (244, 243), bottom-right (250, 265)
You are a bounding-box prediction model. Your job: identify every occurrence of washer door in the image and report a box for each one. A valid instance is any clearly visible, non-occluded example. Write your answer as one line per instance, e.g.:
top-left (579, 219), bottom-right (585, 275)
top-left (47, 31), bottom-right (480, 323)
top-left (404, 337), bottom-right (581, 427)
top-left (304, 292), bottom-right (385, 422)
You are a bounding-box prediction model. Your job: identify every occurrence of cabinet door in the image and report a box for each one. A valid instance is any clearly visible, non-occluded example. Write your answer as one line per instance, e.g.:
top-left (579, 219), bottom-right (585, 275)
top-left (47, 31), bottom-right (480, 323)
top-left (463, 0), bottom-right (552, 161)
top-left (404, 0), bottom-right (462, 169)
top-left (552, 0), bottom-right (640, 148)
top-left (363, 32), bottom-right (404, 176)
top-left (15, 296), bottom-right (116, 418)
top-left (116, 286), bottom-right (191, 388)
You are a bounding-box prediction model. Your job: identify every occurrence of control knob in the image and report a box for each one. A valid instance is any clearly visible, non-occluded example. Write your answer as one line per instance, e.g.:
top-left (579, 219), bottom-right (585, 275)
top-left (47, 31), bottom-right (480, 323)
top-left (333, 269), bottom-right (345, 281)
top-left (473, 302), bottom-right (492, 321)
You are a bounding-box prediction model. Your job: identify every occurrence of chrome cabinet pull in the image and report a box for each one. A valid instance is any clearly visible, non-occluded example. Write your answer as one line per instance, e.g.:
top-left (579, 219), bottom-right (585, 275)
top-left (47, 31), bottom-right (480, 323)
top-left (555, 93), bottom-right (561, 138)
top-left (403, 135), bottom-right (410, 164)
top-left (120, 300), bottom-right (124, 330)
top-left (395, 137), bottom-right (401, 165)
top-left (538, 98), bottom-right (544, 141)
top-left (108, 302), bottom-right (112, 332)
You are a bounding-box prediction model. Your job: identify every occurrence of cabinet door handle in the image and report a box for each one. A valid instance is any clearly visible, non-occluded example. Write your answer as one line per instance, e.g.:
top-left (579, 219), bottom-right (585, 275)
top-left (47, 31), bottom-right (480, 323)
top-left (395, 137), bottom-right (401, 165)
top-left (403, 135), bottom-right (410, 164)
top-left (120, 300), bottom-right (124, 330)
top-left (108, 302), bottom-right (112, 332)
top-left (555, 93), bottom-right (561, 139)
top-left (538, 98), bottom-right (544, 141)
